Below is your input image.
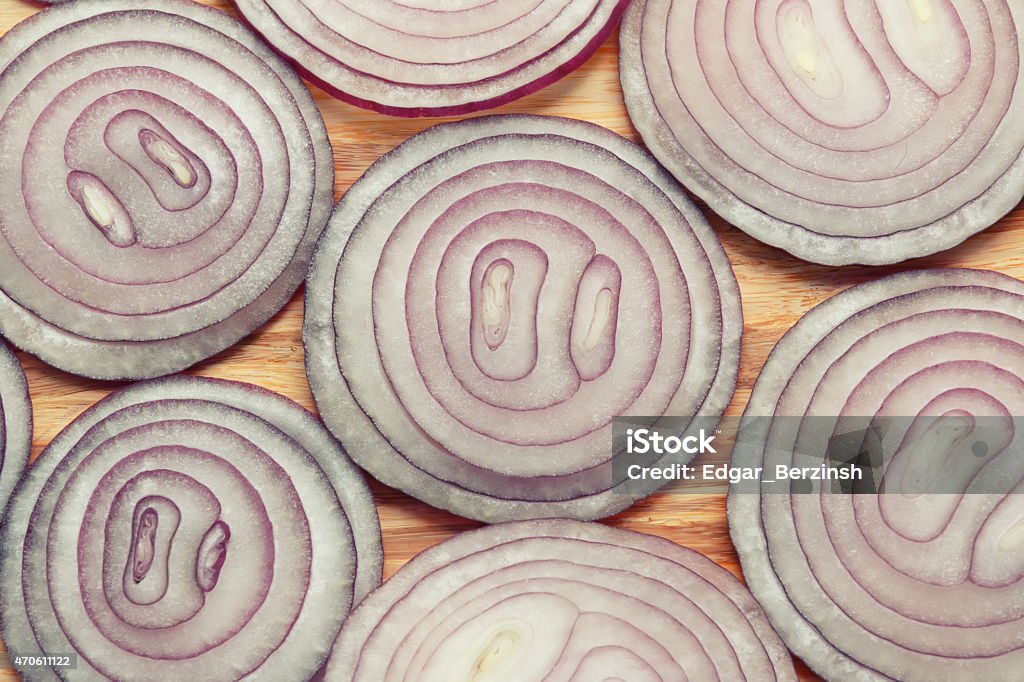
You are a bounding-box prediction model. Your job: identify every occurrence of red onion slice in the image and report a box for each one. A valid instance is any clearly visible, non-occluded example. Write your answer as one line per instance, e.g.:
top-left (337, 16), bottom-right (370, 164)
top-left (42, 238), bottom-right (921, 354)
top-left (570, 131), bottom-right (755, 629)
top-left (0, 0), bottom-right (333, 380)
top-left (620, 1), bottom-right (1024, 265)
top-left (326, 519), bottom-right (795, 681)
top-left (304, 114), bottom-right (741, 522)
top-left (232, 0), bottom-right (630, 116)
top-left (0, 375), bottom-right (382, 680)
top-left (0, 340), bottom-right (30, 517)
top-left (728, 268), bottom-right (1024, 679)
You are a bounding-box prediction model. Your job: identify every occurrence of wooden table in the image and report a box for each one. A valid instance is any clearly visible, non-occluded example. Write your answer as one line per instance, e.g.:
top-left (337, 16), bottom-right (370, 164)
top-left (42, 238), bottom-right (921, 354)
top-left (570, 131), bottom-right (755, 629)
top-left (0, 1), bottom-right (1021, 679)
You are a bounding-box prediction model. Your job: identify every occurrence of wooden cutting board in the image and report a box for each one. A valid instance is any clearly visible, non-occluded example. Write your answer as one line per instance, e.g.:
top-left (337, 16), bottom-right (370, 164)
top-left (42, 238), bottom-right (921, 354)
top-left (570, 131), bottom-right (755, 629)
top-left (0, 1), bottom-right (1021, 679)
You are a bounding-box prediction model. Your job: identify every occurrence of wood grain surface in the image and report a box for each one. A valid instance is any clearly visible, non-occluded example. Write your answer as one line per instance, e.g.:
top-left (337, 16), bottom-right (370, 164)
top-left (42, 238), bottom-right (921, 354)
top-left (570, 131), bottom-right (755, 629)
top-left (0, 1), bottom-right (1022, 680)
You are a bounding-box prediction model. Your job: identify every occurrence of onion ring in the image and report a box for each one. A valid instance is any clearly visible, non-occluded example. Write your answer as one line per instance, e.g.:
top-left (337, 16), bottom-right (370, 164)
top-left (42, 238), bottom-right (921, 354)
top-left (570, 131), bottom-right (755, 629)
top-left (232, 0), bottom-right (630, 116)
top-left (0, 0), bottom-right (333, 379)
top-left (0, 375), bottom-right (382, 680)
top-left (0, 339), bottom-right (30, 518)
top-left (304, 114), bottom-right (741, 522)
top-left (729, 268), bottom-right (1024, 679)
top-left (326, 519), bottom-right (796, 681)
top-left (620, 0), bottom-right (1024, 265)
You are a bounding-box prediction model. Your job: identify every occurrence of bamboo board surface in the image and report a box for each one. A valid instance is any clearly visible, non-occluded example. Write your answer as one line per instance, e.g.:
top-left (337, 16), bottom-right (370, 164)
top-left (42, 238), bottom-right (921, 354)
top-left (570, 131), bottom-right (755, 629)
top-left (0, 1), bottom-right (1022, 680)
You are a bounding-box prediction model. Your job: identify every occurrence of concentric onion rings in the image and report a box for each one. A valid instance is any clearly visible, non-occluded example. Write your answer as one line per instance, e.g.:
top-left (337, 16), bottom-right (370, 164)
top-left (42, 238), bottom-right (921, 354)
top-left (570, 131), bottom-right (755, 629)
top-left (729, 268), bottom-right (1024, 679)
top-left (0, 375), bottom-right (382, 680)
top-left (0, 0), bottom-right (333, 380)
top-left (304, 114), bottom-right (741, 522)
top-left (620, 1), bottom-right (1024, 265)
top-left (326, 519), bottom-right (796, 681)
top-left (0, 339), bottom-right (30, 517)
top-left (232, 0), bottom-right (630, 116)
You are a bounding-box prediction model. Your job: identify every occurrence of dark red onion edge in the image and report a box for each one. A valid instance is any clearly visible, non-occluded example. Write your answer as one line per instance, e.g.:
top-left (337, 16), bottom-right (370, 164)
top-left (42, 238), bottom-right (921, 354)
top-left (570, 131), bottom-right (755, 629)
top-left (233, 0), bottom-right (631, 118)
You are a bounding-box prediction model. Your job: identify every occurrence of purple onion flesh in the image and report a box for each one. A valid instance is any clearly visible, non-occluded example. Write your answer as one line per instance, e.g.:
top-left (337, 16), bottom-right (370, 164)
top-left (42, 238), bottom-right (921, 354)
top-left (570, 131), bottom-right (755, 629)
top-left (729, 268), bottom-right (1024, 679)
top-left (0, 339), bottom-right (30, 518)
top-left (0, 375), bottom-right (382, 680)
top-left (304, 114), bottom-right (741, 522)
top-left (232, 0), bottom-right (631, 117)
top-left (326, 518), bottom-right (796, 681)
top-left (0, 0), bottom-right (334, 380)
top-left (620, 0), bottom-right (1024, 265)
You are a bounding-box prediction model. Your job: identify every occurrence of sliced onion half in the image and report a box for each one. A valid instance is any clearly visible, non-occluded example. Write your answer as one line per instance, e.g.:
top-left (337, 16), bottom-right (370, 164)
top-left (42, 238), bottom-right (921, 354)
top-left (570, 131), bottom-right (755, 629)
top-left (326, 519), bottom-right (795, 681)
top-left (0, 375), bottom-right (382, 680)
top-left (620, 1), bottom-right (1024, 265)
top-left (232, 0), bottom-right (630, 116)
top-left (304, 114), bottom-right (741, 522)
top-left (0, 0), bottom-right (333, 380)
top-left (0, 340), bottom-right (30, 517)
top-left (729, 268), bottom-right (1024, 679)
